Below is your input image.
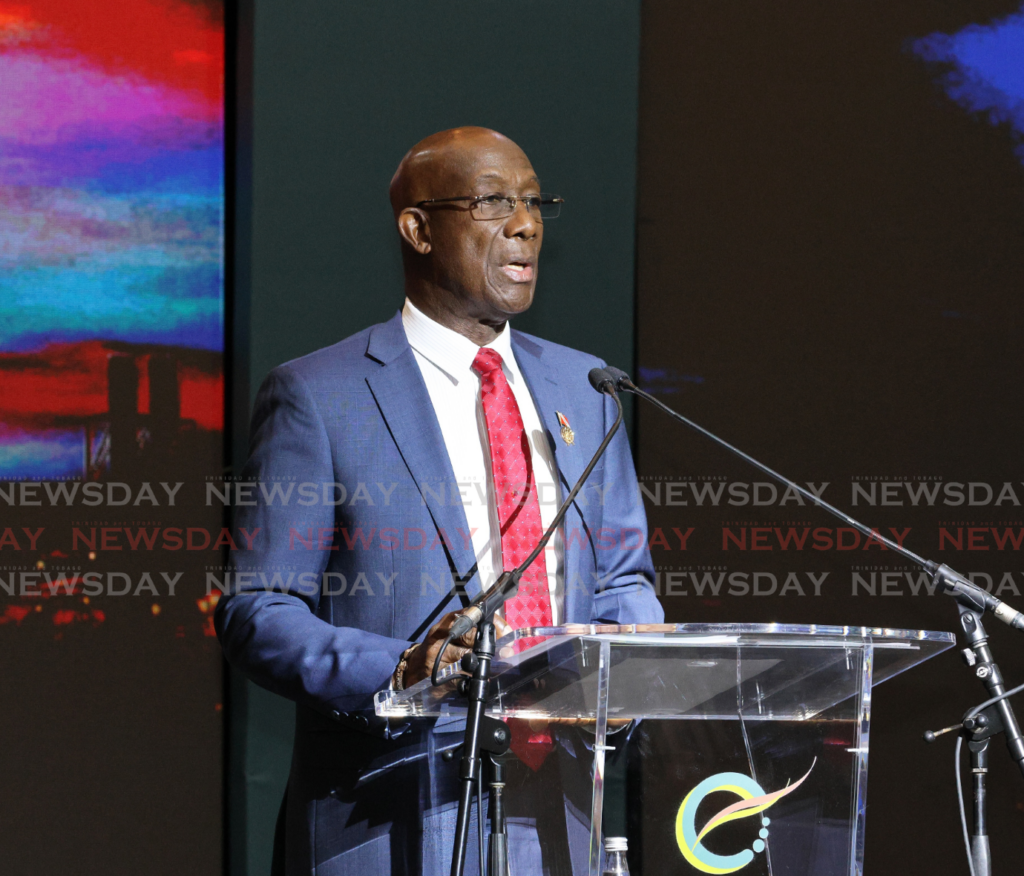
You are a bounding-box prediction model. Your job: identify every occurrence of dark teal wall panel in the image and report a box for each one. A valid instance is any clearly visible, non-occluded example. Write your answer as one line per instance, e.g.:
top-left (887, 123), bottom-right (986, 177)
top-left (239, 4), bottom-right (641, 872)
top-left (251, 2), bottom-right (642, 393)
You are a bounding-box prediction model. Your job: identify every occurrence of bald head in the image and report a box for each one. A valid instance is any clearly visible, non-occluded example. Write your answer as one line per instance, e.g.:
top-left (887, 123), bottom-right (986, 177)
top-left (389, 126), bottom-right (546, 346)
top-left (389, 127), bottom-right (533, 216)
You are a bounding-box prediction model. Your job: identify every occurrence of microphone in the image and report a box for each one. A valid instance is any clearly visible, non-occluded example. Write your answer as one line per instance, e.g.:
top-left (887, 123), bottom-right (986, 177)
top-left (588, 367), bottom-right (616, 393)
top-left (935, 565), bottom-right (1024, 631)
top-left (441, 369), bottom-right (623, 661)
top-left (603, 366), bottom-right (632, 392)
top-left (607, 367), bottom-right (1024, 636)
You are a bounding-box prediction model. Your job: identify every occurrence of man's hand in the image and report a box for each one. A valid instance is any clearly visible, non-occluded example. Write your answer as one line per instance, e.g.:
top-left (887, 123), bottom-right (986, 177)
top-left (401, 611), bottom-right (511, 689)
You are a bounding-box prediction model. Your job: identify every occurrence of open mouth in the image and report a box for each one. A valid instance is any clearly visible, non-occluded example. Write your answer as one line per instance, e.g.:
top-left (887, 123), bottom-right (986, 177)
top-left (501, 261), bottom-right (534, 282)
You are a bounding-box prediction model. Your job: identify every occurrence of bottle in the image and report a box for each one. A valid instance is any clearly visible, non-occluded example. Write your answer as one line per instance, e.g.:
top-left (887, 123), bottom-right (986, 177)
top-left (603, 836), bottom-right (630, 876)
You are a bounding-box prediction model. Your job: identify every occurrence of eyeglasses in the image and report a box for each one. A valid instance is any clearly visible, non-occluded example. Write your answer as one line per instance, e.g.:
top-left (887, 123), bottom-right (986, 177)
top-left (415, 193), bottom-right (564, 221)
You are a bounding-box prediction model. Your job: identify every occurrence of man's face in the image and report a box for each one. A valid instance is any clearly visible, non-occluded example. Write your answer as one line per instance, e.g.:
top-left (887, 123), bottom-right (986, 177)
top-left (423, 138), bottom-right (544, 323)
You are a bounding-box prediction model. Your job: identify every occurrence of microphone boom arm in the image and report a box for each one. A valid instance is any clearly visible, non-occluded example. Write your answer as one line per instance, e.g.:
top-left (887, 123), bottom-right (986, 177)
top-left (623, 376), bottom-right (931, 566)
top-left (444, 369), bottom-right (625, 876)
top-left (441, 375), bottom-right (625, 653)
top-left (603, 368), bottom-right (1024, 634)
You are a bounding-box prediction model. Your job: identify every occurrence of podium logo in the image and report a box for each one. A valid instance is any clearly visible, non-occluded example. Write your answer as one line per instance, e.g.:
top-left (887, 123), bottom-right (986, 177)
top-left (675, 761), bottom-right (815, 874)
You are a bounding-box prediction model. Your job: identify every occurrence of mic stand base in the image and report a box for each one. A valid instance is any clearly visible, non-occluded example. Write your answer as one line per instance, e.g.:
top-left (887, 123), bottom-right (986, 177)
top-left (968, 738), bottom-right (991, 876)
top-left (449, 618), bottom-right (512, 876)
top-left (487, 754), bottom-right (510, 876)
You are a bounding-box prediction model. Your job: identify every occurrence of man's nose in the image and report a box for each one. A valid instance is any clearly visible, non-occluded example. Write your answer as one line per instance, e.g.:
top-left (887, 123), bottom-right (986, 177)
top-left (504, 199), bottom-right (539, 239)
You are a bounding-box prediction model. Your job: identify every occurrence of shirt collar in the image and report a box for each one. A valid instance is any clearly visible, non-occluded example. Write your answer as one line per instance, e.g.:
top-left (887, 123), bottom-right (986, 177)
top-left (402, 298), bottom-right (516, 385)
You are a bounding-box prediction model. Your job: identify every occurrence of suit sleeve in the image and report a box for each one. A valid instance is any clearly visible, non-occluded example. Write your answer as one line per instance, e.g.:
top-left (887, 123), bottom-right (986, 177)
top-left (589, 381), bottom-right (665, 625)
top-left (214, 365), bottom-right (410, 714)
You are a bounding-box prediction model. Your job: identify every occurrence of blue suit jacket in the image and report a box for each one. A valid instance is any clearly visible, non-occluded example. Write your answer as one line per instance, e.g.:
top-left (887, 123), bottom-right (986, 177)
top-left (215, 312), bottom-right (663, 874)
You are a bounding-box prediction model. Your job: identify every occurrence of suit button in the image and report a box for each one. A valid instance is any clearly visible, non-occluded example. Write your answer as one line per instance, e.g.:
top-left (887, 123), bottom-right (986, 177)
top-left (357, 715), bottom-right (368, 727)
top-left (330, 709), bottom-right (341, 722)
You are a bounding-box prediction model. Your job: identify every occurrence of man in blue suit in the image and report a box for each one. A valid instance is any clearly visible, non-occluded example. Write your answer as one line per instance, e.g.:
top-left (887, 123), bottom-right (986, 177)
top-left (216, 127), bottom-right (663, 875)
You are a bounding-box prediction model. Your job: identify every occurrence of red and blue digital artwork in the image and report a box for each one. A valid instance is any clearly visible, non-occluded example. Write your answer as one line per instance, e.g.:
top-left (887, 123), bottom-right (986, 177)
top-left (0, 1), bottom-right (224, 479)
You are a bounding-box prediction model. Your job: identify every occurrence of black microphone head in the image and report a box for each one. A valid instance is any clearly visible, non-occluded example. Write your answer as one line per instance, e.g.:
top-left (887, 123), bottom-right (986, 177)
top-left (588, 367), bottom-right (614, 393)
top-left (604, 366), bottom-right (632, 390)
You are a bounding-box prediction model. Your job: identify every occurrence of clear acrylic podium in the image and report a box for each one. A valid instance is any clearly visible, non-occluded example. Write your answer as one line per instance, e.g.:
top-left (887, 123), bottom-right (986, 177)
top-left (376, 623), bottom-right (953, 876)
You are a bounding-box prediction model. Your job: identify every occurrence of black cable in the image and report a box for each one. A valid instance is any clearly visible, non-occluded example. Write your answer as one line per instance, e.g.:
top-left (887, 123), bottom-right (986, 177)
top-left (431, 387), bottom-right (625, 686)
top-left (509, 387), bottom-right (624, 581)
top-left (955, 736), bottom-right (976, 876)
top-left (477, 768), bottom-right (486, 876)
top-left (964, 681), bottom-right (1024, 724)
top-left (432, 632), bottom-right (456, 687)
top-left (953, 680), bottom-right (1024, 875)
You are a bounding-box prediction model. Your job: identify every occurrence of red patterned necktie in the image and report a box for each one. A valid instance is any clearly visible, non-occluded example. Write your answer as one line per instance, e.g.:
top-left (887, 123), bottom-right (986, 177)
top-left (472, 346), bottom-right (554, 770)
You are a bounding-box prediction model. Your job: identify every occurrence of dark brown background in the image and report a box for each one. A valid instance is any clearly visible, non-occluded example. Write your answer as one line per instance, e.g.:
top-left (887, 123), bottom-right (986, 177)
top-left (636, 1), bottom-right (1024, 872)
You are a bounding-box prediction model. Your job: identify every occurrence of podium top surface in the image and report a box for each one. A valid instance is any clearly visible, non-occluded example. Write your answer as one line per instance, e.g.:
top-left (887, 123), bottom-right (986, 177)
top-left (376, 623), bottom-right (955, 720)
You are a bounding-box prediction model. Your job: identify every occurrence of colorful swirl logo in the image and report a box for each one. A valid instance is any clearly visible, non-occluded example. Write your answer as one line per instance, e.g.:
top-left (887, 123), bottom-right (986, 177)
top-left (675, 760), bottom-right (816, 874)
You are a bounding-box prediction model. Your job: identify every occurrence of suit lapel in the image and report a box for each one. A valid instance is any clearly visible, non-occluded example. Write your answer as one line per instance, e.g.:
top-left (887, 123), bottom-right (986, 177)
top-left (512, 332), bottom-right (589, 621)
top-left (364, 314), bottom-right (479, 594)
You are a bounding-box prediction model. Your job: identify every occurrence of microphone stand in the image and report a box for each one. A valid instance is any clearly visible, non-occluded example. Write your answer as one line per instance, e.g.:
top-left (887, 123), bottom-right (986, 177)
top-left (605, 368), bottom-right (1024, 874)
top-left (443, 372), bottom-right (625, 876)
top-left (924, 606), bottom-right (1024, 876)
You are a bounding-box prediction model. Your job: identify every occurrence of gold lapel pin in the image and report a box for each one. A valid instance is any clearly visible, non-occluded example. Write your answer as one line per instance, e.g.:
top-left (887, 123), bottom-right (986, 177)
top-left (556, 411), bottom-right (575, 446)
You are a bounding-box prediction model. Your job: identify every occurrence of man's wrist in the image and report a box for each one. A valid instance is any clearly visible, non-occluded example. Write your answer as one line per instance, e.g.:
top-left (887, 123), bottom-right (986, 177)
top-left (391, 644), bottom-right (419, 691)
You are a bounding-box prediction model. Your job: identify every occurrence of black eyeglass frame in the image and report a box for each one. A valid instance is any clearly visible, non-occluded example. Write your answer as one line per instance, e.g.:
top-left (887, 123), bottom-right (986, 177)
top-left (414, 192), bottom-right (564, 220)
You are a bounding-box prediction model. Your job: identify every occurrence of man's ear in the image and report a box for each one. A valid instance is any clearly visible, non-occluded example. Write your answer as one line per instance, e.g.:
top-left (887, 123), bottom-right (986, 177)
top-left (397, 208), bottom-right (431, 254)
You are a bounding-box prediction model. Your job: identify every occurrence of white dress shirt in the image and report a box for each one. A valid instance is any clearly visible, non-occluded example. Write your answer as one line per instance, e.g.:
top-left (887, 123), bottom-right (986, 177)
top-left (402, 298), bottom-right (564, 624)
